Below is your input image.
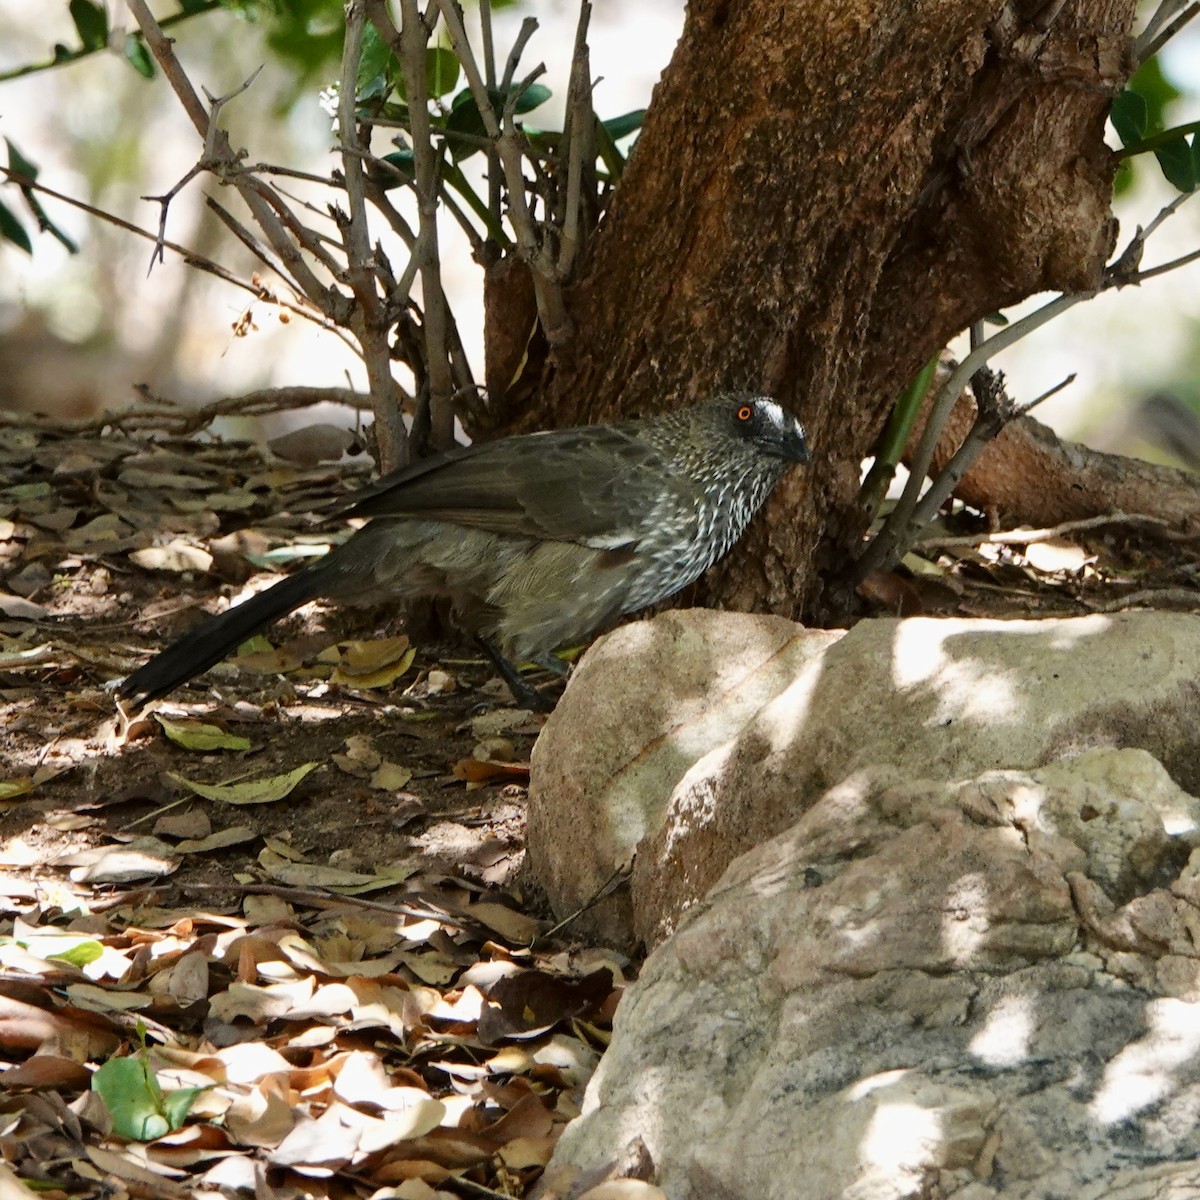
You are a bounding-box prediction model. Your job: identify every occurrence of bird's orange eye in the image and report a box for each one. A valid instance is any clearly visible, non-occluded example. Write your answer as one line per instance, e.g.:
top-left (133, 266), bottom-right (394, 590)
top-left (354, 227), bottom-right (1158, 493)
top-left (736, 405), bottom-right (753, 422)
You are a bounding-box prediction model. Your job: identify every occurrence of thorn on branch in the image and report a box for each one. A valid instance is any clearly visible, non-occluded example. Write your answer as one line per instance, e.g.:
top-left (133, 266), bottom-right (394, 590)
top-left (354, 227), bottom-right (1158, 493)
top-left (141, 165), bottom-right (203, 272)
top-left (200, 66), bottom-right (264, 160)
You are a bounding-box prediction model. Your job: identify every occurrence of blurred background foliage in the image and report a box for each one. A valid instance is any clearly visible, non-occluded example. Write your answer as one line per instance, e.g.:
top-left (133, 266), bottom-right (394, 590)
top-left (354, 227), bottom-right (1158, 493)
top-left (0, 0), bottom-right (1198, 470)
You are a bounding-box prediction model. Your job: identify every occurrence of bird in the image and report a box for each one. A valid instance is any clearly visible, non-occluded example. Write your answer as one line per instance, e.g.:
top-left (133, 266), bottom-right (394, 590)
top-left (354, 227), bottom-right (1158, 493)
top-left (117, 393), bottom-right (809, 710)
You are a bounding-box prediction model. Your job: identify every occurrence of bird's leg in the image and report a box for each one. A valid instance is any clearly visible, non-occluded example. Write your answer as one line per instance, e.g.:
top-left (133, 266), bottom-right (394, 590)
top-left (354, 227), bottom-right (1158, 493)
top-left (474, 636), bottom-right (555, 712)
top-left (527, 651), bottom-right (571, 678)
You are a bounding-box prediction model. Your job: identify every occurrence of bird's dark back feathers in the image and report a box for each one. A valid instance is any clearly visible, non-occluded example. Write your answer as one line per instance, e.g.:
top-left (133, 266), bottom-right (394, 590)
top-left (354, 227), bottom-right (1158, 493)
top-left (118, 393), bottom-right (808, 707)
top-left (341, 395), bottom-right (808, 551)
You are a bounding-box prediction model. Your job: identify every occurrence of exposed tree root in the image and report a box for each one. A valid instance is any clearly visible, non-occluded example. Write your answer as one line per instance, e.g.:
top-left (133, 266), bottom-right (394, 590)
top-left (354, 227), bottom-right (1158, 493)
top-left (917, 395), bottom-right (1200, 532)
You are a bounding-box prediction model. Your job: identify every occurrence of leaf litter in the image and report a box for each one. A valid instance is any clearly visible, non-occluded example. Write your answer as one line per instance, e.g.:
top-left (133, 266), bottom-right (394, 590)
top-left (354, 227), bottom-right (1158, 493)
top-left (0, 418), bottom-right (629, 1198)
top-left (0, 866), bottom-right (625, 1197)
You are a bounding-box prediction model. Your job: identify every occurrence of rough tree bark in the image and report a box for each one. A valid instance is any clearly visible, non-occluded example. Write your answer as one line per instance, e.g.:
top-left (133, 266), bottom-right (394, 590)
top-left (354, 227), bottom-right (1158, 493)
top-left (917, 388), bottom-right (1200, 530)
top-left (493, 0), bottom-right (1137, 621)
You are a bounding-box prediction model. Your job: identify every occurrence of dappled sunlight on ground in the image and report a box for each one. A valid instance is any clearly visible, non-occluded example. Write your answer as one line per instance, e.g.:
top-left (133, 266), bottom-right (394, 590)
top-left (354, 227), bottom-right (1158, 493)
top-left (969, 992), bottom-right (1037, 1067)
top-left (940, 871), bottom-right (993, 966)
top-left (853, 1076), bottom-right (945, 1194)
top-left (892, 618), bottom-right (1023, 724)
top-left (1090, 998), bottom-right (1200, 1126)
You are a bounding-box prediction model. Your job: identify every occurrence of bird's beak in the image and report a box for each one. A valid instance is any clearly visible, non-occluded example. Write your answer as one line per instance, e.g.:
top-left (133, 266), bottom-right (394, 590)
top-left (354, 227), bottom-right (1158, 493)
top-left (775, 422), bottom-right (810, 464)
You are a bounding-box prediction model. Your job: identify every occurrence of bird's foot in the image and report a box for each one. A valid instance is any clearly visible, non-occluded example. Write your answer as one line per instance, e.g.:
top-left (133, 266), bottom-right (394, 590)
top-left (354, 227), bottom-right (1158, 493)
top-left (474, 637), bottom-right (556, 712)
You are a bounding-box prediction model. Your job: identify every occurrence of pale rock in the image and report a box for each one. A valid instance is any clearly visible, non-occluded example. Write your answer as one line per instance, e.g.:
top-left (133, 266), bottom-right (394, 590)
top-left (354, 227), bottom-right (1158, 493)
top-left (549, 754), bottom-right (1200, 1200)
top-left (527, 610), bottom-right (1200, 949)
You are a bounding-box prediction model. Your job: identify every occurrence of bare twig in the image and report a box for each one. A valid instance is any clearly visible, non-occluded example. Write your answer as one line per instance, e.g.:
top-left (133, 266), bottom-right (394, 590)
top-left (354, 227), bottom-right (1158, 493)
top-left (543, 864), bottom-right (629, 938)
top-left (251, 163), bottom-right (341, 187)
top-left (389, 0), bottom-right (457, 449)
top-left (557, 1), bottom-right (594, 278)
top-left (499, 16), bottom-right (538, 94)
top-left (243, 172), bottom-right (347, 279)
top-left (479, 0), bottom-right (503, 229)
top-left (340, 0), bottom-right (408, 470)
top-left (1016, 371), bottom-right (1076, 415)
top-left (1138, 0), bottom-right (1189, 46)
top-left (1136, 0), bottom-right (1200, 59)
top-left (360, 177), bottom-right (424, 306)
top-left (1091, 587), bottom-right (1200, 613)
top-left (437, 0), bottom-right (573, 343)
top-left (127, 0), bottom-right (345, 318)
top-left (0, 2), bottom-right (221, 85)
top-left (0, 386), bottom-right (370, 435)
top-left (142, 164), bottom-right (204, 271)
top-left (917, 512), bottom-right (1170, 550)
top-left (0, 167), bottom-right (346, 344)
top-left (205, 194), bottom-right (300, 284)
top-left (896, 372), bottom-right (1076, 554)
top-left (175, 881), bottom-right (476, 929)
top-left (855, 183), bottom-right (1200, 580)
top-left (445, 318), bottom-right (480, 415)
top-left (1129, 241), bottom-right (1200, 284)
top-left (200, 65), bottom-right (264, 155)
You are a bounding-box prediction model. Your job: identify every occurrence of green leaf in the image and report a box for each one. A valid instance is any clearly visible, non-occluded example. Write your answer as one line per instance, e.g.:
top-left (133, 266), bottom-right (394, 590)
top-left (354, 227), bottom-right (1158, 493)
top-left (356, 20), bottom-right (393, 102)
top-left (512, 81), bottom-right (550, 114)
top-left (378, 149), bottom-right (415, 187)
top-left (1112, 156), bottom-right (1135, 197)
top-left (601, 109), bottom-right (646, 141)
top-left (265, 0), bottom-right (344, 86)
top-left (92, 1058), bottom-right (166, 1142)
top-left (5, 139), bottom-right (38, 182)
top-left (1155, 135), bottom-right (1196, 193)
top-left (91, 1055), bottom-right (200, 1142)
top-left (123, 33), bottom-right (156, 79)
top-left (14, 183), bottom-right (79, 255)
top-left (426, 46), bottom-right (459, 98)
top-left (45, 938), bottom-right (104, 966)
top-left (162, 1084), bottom-right (205, 1129)
top-left (1110, 90), bottom-right (1147, 148)
top-left (69, 0), bottom-right (109, 52)
top-left (444, 90), bottom-right (488, 160)
top-left (0, 199), bottom-right (32, 255)
top-left (982, 311), bottom-right (1009, 327)
top-left (441, 80), bottom-right (549, 158)
top-left (1128, 56), bottom-right (1181, 134)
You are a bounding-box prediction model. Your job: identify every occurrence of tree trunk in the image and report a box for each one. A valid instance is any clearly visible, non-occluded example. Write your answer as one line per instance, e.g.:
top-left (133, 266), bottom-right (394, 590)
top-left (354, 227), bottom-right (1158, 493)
top-left (517, 0), bottom-right (1136, 620)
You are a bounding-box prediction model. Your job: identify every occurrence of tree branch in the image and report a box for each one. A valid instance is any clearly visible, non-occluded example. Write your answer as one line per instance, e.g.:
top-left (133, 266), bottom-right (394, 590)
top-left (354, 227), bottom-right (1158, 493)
top-left (126, 0), bottom-right (346, 320)
top-left (0, 166), bottom-right (349, 347)
top-left (398, 0), bottom-right (457, 450)
top-left (436, 0), bottom-right (572, 344)
top-left (854, 185), bottom-right (1200, 581)
top-left (340, 0), bottom-right (408, 470)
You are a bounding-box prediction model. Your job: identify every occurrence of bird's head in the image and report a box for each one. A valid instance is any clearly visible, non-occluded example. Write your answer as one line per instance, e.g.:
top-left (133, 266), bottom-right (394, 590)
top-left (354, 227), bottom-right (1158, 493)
top-left (720, 394), bottom-right (810, 464)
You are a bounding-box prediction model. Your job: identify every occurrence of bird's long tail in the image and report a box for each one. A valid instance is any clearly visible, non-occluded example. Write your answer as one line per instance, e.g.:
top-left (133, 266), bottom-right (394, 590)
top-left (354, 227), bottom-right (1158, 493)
top-left (117, 567), bottom-right (327, 704)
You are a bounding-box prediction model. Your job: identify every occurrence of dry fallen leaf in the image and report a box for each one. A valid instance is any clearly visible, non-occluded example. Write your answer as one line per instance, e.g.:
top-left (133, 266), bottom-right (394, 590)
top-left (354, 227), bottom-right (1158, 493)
top-left (577, 1182), bottom-right (669, 1200)
top-left (370, 761), bottom-right (414, 790)
top-left (129, 541), bottom-right (214, 574)
top-left (167, 762), bottom-right (320, 805)
top-left (1023, 537), bottom-right (1094, 574)
top-left (451, 758), bottom-right (531, 785)
top-left (154, 715), bottom-right (253, 753)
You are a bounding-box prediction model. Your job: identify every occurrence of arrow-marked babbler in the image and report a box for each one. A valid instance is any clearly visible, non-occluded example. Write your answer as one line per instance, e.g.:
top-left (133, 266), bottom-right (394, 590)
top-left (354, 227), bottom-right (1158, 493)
top-left (117, 393), bottom-right (810, 710)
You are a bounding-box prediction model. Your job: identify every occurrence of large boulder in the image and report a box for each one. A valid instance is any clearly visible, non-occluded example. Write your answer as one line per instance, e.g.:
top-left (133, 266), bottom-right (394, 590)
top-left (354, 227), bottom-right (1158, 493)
top-left (546, 748), bottom-right (1200, 1200)
top-left (527, 611), bottom-right (1200, 949)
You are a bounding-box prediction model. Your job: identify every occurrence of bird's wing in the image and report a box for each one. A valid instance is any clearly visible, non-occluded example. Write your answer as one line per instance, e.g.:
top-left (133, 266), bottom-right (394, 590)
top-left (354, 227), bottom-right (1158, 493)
top-left (340, 423), bottom-right (676, 546)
